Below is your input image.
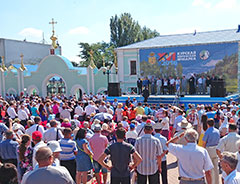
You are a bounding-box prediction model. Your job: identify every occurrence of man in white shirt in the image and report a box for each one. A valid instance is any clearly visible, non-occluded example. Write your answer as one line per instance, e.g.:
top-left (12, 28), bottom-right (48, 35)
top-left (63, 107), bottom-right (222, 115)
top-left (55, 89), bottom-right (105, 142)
top-left (18, 105), bottom-right (29, 127)
top-left (26, 116), bottom-right (45, 136)
top-left (167, 129), bottom-right (213, 184)
top-left (221, 152), bottom-right (240, 184)
top-left (85, 101), bottom-right (97, 116)
top-left (43, 120), bottom-right (63, 142)
top-left (31, 131), bottom-right (46, 168)
top-left (7, 102), bottom-right (18, 119)
top-left (22, 146), bottom-right (74, 184)
top-left (173, 109), bottom-right (186, 134)
top-left (74, 102), bottom-right (85, 121)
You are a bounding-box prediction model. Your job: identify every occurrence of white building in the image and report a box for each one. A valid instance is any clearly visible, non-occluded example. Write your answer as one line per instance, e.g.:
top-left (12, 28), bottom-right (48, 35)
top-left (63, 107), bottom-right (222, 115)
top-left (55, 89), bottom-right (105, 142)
top-left (0, 38), bottom-right (59, 65)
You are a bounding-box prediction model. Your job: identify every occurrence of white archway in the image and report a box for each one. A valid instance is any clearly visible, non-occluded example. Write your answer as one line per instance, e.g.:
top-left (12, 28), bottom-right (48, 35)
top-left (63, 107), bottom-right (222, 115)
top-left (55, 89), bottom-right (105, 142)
top-left (7, 88), bottom-right (17, 95)
top-left (97, 87), bottom-right (107, 94)
top-left (42, 73), bottom-right (68, 97)
top-left (70, 84), bottom-right (86, 98)
top-left (27, 85), bottom-right (39, 95)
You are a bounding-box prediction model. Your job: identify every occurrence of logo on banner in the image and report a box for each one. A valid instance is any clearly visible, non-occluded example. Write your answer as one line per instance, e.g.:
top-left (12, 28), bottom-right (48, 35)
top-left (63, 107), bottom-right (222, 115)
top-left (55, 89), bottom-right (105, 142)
top-left (158, 52), bottom-right (176, 61)
top-left (199, 50), bottom-right (210, 60)
top-left (148, 52), bottom-right (157, 64)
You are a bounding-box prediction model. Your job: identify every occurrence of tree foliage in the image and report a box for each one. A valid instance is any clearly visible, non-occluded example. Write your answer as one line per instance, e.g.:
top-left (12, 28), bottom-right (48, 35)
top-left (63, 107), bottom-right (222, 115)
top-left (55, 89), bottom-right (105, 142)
top-left (78, 42), bottom-right (114, 68)
top-left (110, 13), bottom-right (159, 47)
top-left (78, 12), bottom-right (160, 67)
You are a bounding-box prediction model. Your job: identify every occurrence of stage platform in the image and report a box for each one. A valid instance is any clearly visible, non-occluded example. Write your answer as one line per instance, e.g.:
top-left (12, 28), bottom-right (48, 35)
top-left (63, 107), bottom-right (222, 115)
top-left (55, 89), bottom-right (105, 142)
top-left (106, 94), bottom-right (240, 107)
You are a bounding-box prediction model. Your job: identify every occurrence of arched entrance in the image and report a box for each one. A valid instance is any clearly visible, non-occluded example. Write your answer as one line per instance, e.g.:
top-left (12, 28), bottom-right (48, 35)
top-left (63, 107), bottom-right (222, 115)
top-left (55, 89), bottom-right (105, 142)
top-left (70, 84), bottom-right (85, 100)
top-left (46, 77), bottom-right (66, 96)
top-left (27, 85), bottom-right (39, 96)
top-left (42, 74), bottom-right (67, 97)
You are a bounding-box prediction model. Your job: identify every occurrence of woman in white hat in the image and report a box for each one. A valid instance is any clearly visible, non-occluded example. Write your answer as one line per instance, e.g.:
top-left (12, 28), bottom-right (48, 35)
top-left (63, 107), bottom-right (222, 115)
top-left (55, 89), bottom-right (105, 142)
top-left (47, 140), bottom-right (62, 167)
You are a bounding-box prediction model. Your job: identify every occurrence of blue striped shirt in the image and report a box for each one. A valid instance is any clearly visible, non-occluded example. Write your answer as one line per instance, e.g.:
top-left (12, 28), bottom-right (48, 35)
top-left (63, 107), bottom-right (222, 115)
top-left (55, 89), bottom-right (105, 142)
top-left (135, 134), bottom-right (162, 175)
top-left (59, 138), bottom-right (77, 160)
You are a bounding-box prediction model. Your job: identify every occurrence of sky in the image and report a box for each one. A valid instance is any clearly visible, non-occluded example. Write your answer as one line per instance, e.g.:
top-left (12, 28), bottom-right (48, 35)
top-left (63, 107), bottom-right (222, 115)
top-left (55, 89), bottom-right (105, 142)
top-left (0, 0), bottom-right (240, 63)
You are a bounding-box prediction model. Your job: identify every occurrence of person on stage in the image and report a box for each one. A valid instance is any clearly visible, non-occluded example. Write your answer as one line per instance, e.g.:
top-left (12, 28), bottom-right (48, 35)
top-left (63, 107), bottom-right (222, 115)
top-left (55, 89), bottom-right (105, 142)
top-left (137, 78), bottom-right (142, 95)
top-left (189, 74), bottom-right (196, 95)
top-left (142, 87), bottom-right (150, 102)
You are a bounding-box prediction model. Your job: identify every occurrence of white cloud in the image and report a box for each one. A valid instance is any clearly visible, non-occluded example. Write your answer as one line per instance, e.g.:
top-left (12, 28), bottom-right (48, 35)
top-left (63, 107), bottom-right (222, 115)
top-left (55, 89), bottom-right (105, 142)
top-left (19, 28), bottom-right (43, 38)
top-left (68, 26), bottom-right (89, 35)
top-left (192, 0), bottom-right (211, 8)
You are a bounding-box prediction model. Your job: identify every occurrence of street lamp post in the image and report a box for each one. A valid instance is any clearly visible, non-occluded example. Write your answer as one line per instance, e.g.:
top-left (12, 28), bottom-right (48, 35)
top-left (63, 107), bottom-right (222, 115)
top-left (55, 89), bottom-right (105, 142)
top-left (102, 65), bottom-right (117, 95)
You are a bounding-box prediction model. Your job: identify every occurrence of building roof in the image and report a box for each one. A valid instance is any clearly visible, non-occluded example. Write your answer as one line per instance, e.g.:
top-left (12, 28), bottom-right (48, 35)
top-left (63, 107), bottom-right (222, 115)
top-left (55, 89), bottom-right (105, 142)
top-left (118, 29), bottom-right (240, 50)
top-left (58, 55), bottom-right (87, 75)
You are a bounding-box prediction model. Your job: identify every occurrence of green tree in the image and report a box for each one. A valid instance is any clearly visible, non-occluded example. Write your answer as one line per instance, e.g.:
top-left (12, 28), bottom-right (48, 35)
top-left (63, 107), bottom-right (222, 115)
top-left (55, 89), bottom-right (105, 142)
top-left (110, 13), bottom-right (159, 47)
top-left (78, 42), bottom-right (114, 68)
top-left (140, 26), bottom-right (159, 40)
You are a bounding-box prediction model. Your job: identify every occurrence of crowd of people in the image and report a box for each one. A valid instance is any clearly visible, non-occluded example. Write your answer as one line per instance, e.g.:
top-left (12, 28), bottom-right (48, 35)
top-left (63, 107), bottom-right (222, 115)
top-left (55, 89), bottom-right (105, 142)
top-left (0, 93), bottom-right (240, 184)
top-left (137, 74), bottom-right (220, 96)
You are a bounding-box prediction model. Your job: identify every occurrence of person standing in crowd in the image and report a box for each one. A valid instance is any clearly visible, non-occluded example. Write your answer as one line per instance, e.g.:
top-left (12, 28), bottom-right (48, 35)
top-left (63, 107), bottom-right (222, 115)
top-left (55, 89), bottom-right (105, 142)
top-left (0, 162), bottom-right (18, 184)
top-left (75, 128), bottom-right (93, 184)
top-left (135, 123), bottom-right (162, 184)
top-left (126, 123), bottom-right (138, 145)
top-left (216, 124), bottom-right (240, 159)
top-left (46, 140), bottom-right (62, 167)
top-left (202, 118), bottom-right (220, 184)
top-left (187, 106), bottom-right (199, 130)
top-left (7, 102), bottom-right (18, 119)
top-left (89, 124), bottom-right (109, 184)
top-left (189, 74), bottom-right (196, 95)
top-left (172, 109), bottom-right (186, 135)
top-left (136, 102), bottom-right (145, 116)
top-left (153, 123), bottom-right (168, 184)
top-left (18, 134), bottom-right (33, 179)
top-left (220, 152), bottom-right (240, 183)
top-left (21, 147), bottom-right (74, 184)
top-left (181, 75), bottom-right (188, 95)
top-left (85, 101), bottom-right (97, 116)
top-left (161, 110), bottom-right (170, 140)
top-left (99, 101), bottom-right (108, 113)
top-left (137, 78), bottom-right (143, 95)
top-left (136, 115), bottom-right (149, 137)
top-left (142, 87), bottom-right (149, 103)
top-left (43, 120), bottom-right (63, 142)
top-left (98, 127), bottom-right (142, 184)
top-left (18, 104), bottom-right (29, 127)
top-left (74, 101), bottom-right (85, 121)
top-left (0, 130), bottom-right (18, 166)
top-left (167, 129), bottom-right (213, 184)
top-left (115, 103), bottom-right (123, 122)
top-left (26, 116), bottom-right (45, 137)
top-left (59, 128), bottom-right (78, 181)
top-left (32, 131), bottom-right (46, 168)
top-left (0, 120), bottom-right (9, 142)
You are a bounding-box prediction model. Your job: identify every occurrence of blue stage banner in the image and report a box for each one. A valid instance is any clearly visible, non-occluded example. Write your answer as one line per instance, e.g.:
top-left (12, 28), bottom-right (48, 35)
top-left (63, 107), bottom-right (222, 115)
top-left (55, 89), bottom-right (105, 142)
top-left (139, 42), bottom-right (238, 92)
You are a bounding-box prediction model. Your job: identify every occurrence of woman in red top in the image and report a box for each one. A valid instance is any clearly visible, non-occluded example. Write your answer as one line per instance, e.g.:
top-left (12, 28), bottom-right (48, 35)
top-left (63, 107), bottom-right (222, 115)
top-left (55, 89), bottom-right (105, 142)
top-left (129, 105), bottom-right (136, 121)
top-left (122, 106), bottom-right (130, 120)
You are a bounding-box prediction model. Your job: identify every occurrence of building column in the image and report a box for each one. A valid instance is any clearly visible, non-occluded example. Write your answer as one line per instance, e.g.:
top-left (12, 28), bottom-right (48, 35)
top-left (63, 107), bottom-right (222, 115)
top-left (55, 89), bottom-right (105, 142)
top-left (87, 67), bottom-right (90, 94)
top-left (2, 72), bottom-right (6, 98)
top-left (91, 69), bottom-right (95, 94)
top-left (21, 71), bottom-right (25, 92)
top-left (17, 70), bottom-right (21, 95)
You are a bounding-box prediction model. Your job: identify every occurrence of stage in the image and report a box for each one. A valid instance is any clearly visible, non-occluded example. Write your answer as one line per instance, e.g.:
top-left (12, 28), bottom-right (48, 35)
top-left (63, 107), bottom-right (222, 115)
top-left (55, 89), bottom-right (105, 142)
top-left (107, 93), bottom-right (240, 107)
